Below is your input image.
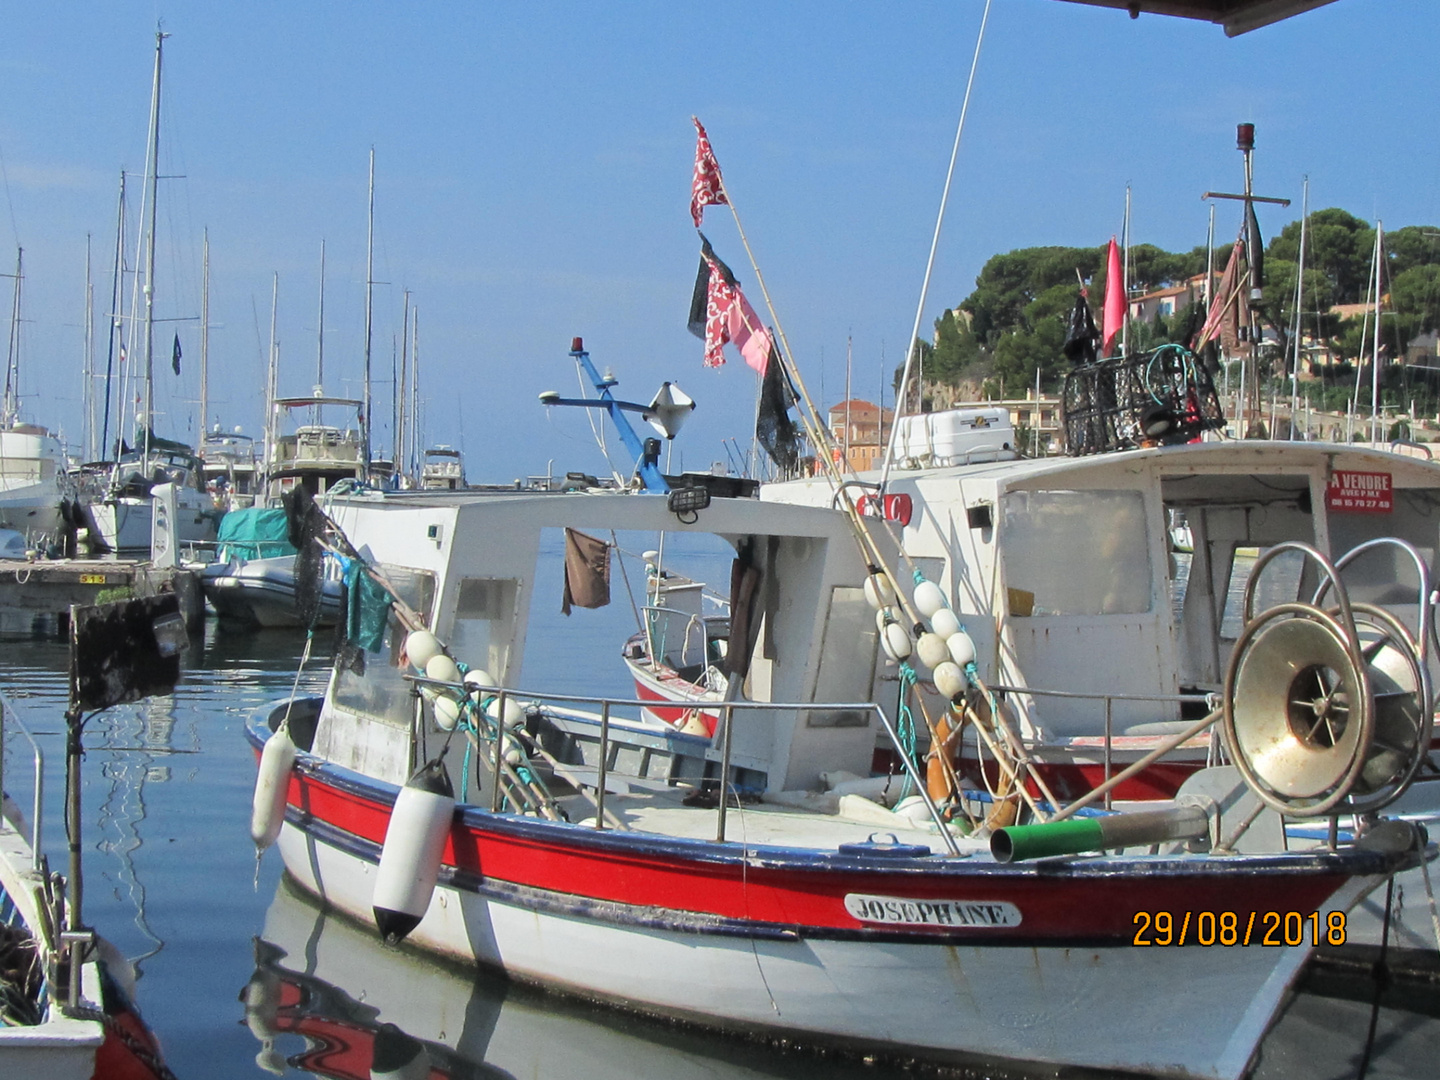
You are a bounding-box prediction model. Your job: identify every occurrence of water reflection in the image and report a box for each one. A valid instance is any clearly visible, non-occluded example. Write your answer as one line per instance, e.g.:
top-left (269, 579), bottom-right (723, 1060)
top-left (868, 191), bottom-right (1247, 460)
top-left (244, 876), bottom-right (967, 1080)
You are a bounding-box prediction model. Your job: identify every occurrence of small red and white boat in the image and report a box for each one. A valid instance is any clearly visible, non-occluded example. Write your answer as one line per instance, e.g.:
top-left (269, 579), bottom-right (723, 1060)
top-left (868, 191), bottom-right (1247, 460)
top-left (248, 477), bottom-right (1426, 1080)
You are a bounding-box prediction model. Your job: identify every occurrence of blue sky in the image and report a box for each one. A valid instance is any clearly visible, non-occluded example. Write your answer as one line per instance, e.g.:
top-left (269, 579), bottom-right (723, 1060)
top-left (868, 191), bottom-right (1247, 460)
top-left (0, 0), bottom-right (1433, 482)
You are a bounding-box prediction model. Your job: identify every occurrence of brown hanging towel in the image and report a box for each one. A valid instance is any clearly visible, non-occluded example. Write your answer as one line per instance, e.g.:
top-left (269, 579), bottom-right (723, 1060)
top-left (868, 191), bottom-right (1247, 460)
top-left (561, 528), bottom-right (611, 615)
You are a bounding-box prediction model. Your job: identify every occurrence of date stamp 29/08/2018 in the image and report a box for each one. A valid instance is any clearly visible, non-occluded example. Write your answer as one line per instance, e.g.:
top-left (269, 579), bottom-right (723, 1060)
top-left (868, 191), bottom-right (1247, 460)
top-left (1132, 910), bottom-right (1347, 947)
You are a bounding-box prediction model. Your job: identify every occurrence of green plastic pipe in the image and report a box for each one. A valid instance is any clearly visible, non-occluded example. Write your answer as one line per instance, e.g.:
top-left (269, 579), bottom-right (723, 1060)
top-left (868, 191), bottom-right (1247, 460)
top-left (991, 806), bottom-right (1209, 863)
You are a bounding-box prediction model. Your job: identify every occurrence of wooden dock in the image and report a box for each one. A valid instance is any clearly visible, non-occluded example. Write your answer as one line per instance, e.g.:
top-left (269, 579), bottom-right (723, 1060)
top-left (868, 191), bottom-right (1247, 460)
top-left (0, 559), bottom-right (204, 631)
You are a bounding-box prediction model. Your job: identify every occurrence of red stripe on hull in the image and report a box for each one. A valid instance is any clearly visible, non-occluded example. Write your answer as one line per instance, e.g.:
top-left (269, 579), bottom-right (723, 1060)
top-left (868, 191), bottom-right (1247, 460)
top-left (287, 762), bottom-right (1355, 944)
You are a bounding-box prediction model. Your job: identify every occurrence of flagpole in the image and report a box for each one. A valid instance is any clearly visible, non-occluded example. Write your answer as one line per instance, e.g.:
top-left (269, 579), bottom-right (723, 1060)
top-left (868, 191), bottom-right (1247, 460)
top-left (881, 0), bottom-right (992, 491)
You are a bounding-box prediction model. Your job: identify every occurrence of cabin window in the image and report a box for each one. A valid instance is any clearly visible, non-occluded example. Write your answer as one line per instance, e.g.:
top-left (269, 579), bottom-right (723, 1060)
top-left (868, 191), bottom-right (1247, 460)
top-left (1001, 490), bottom-right (1151, 616)
top-left (449, 577), bottom-right (521, 679)
top-left (330, 565), bottom-right (437, 725)
top-left (805, 585), bottom-right (878, 726)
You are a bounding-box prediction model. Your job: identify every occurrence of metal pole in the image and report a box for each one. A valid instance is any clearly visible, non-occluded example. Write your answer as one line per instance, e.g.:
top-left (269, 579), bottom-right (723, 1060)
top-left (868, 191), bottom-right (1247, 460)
top-left (716, 703), bottom-right (734, 842)
top-left (595, 702), bottom-right (610, 830)
top-left (491, 690), bottom-right (508, 812)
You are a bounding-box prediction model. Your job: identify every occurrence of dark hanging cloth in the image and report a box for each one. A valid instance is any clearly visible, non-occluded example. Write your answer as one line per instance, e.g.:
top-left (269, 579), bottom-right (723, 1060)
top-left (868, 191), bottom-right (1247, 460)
top-left (1245, 201), bottom-right (1265, 298)
top-left (756, 345), bottom-right (801, 474)
top-left (561, 528), bottom-right (611, 615)
top-left (284, 485), bottom-right (329, 628)
top-left (723, 552), bottom-right (763, 679)
top-left (171, 333), bottom-right (182, 375)
top-left (1061, 291), bottom-right (1099, 365)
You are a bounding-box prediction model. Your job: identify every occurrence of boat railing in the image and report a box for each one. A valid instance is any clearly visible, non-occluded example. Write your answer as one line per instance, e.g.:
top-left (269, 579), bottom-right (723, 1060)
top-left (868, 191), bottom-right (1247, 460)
top-left (0, 692), bottom-right (45, 873)
top-left (988, 683), bottom-right (1221, 809)
top-left (411, 675), bottom-right (963, 856)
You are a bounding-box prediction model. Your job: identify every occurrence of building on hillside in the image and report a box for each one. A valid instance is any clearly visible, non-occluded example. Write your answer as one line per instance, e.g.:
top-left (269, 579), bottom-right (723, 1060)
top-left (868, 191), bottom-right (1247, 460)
top-left (827, 399), bottom-right (893, 472)
top-left (1128, 273), bottom-right (1208, 325)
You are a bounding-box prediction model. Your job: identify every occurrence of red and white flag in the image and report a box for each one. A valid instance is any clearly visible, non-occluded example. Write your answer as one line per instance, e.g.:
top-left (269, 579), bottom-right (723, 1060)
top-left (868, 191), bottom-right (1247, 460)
top-left (703, 254), bottom-right (771, 372)
top-left (690, 116), bottom-right (728, 228)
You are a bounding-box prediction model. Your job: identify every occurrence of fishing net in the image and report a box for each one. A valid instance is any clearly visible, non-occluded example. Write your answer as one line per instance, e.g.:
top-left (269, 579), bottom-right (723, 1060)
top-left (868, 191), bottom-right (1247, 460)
top-left (283, 486), bottom-right (329, 630)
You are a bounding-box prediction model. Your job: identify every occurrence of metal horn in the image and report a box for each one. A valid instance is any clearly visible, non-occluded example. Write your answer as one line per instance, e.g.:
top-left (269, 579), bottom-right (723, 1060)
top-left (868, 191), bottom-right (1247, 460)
top-left (1224, 604), bottom-right (1374, 815)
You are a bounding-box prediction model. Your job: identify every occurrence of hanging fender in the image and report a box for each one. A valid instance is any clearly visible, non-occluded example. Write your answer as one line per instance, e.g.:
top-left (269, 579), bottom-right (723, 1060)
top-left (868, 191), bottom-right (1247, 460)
top-left (372, 759), bottom-right (456, 945)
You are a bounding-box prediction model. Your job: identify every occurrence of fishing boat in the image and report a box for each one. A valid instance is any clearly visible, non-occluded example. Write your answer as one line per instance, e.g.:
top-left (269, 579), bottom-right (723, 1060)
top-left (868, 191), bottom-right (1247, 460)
top-left (1, 696), bottom-right (172, 1077)
top-left (199, 429), bottom-right (261, 512)
top-left (620, 561), bottom-right (728, 735)
top-left (245, 347), bottom-right (1428, 1078)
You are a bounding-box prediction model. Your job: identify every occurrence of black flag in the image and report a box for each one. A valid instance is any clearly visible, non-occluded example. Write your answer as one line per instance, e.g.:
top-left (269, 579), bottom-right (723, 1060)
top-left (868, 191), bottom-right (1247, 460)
top-left (687, 233), bottom-right (739, 339)
top-left (171, 333), bottom-right (182, 375)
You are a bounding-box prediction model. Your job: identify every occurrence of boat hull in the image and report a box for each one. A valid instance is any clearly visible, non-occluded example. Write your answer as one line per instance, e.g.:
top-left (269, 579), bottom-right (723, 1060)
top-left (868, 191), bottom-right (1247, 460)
top-left (203, 557), bottom-right (341, 628)
top-left (255, 714), bottom-right (1396, 1080)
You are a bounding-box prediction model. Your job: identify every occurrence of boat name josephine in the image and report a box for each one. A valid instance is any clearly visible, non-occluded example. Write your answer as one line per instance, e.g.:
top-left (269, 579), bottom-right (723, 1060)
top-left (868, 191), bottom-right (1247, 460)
top-left (844, 894), bottom-right (1022, 928)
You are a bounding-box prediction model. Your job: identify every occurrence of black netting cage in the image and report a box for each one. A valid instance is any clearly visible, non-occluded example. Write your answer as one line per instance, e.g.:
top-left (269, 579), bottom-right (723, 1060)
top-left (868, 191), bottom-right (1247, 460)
top-left (1061, 345), bottom-right (1225, 457)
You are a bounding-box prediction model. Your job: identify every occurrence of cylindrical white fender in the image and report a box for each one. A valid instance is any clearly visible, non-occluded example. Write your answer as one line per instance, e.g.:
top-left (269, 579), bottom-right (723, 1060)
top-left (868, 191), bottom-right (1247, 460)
top-left (946, 629), bottom-right (977, 668)
top-left (404, 629), bottom-right (442, 671)
top-left (930, 607), bottom-right (962, 640)
top-left (913, 578), bottom-right (947, 619)
top-left (933, 660), bottom-right (967, 701)
top-left (372, 761), bottom-right (456, 944)
top-left (863, 571), bottom-right (897, 611)
top-left (881, 620), bottom-right (912, 662)
top-left (250, 726), bottom-right (297, 850)
top-left (915, 632), bottom-right (950, 670)
top-left (431, 695), bottom-right (461, 731)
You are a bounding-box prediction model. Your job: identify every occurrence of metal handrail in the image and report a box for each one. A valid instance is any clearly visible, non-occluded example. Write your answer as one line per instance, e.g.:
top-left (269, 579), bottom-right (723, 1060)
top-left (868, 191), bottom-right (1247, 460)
top-left (0, 692), bottom-right (45, 873)
top-left (985, 683), bottom-right (1220, 812)
top-left (410, 675), bottom-right (963, 857)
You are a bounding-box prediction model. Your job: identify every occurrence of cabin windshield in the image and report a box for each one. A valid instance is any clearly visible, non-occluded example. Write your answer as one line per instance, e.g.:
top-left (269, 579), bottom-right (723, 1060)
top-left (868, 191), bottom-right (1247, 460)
top-left (331, 565), bottom-right (437, 725)
top-left (1000, 489), bottom-right (1151, 616)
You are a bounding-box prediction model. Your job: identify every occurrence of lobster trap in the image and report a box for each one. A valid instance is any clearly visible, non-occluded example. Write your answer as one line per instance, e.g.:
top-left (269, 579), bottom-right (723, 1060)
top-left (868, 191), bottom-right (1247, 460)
top-left (1061, 344), bottom-right (1225, 456)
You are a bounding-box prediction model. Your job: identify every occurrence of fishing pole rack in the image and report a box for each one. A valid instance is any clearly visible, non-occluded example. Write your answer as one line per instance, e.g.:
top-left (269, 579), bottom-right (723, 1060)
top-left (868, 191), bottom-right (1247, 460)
top-left (1060, 344), bottom-right (1225, 456)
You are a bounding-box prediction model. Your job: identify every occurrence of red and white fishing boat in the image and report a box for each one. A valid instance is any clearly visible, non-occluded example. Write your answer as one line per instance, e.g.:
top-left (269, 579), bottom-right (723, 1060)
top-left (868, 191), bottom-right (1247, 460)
top-left (247, 465), bottom-right (1428, 1080)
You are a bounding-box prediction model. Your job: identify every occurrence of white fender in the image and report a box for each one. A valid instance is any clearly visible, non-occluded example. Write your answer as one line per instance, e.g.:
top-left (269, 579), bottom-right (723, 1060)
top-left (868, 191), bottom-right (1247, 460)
top-left (250, 725), bottom-right (297, 850)
top-left (913, 578), bottom-right (947, 619)
top-left (372, 763), bottom-right (455, 944)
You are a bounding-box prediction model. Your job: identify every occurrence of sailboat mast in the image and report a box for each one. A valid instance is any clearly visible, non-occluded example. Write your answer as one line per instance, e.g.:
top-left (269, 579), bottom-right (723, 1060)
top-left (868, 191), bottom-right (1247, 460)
top-left (316, 238), bottom-right (326, 396)
top-left (264, 272), bottom-right (279, 478)
top-left (362, 148), bottom-right (375, 472)
top-left (396, 289), bottom-right (409, 478)
top-left (84, 235), bottom-right (94, 460)
top-left (140, 30), bottom-right (166, 455)
top-left (200, 228), bottom-right (210, 438)
top-left (101, 172), bottom-right (126, 461)
top-left (4, 248), bottom-right (22, 425)
top-left (410, 305), bottom-right (420, 474)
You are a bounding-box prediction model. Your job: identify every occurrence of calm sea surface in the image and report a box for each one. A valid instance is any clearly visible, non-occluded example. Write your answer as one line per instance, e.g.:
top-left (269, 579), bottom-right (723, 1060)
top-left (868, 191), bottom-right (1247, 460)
top-left (0, 533), bottom-right (1434, 1079)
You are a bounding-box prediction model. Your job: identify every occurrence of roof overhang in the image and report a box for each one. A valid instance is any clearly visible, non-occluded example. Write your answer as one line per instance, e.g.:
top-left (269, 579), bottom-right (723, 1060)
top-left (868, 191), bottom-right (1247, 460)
top-left (1053, 0), bottom-right (1339, 36)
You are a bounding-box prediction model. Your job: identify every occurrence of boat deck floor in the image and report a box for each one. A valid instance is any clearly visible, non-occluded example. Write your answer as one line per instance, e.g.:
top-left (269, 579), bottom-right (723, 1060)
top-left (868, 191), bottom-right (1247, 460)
top-left (566, 781), bottom-right (988, 855)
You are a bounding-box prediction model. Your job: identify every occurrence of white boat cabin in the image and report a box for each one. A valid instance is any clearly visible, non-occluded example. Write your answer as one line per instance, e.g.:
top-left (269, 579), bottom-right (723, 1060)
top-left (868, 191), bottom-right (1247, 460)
top-left (311, 489), bottom-right (893, 795)
top-left (768, 440), bottom-right (1440, 741)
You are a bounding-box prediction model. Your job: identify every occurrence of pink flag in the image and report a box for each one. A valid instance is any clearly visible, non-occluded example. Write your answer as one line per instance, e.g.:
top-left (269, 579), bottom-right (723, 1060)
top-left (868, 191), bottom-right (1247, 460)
top-left (690, 117), bottom-right (728, 228)
top-left (703, 254), bottom-right (771, 372)
top-left (1101, 237), bottom-right (1124, 356)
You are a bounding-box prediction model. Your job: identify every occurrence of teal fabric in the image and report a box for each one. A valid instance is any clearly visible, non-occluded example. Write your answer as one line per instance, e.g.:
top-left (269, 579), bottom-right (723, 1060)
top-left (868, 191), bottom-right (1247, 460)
top-left (217, 507), bottom-right (296, 560)
top-left (344, 559), bottom-right (392, 652)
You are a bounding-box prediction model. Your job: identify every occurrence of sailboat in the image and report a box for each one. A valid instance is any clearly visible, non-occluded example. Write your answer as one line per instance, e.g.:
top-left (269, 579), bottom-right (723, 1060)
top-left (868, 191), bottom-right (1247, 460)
top-left (82, 31), bottom-right (218, 557)
top-left (0, 248), bottom-right (73, 551)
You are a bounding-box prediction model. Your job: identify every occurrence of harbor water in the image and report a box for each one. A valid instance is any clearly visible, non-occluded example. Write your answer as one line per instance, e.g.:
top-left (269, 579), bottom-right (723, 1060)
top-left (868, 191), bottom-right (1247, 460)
top-left (0, 533), bottom-right (1436, 1079)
